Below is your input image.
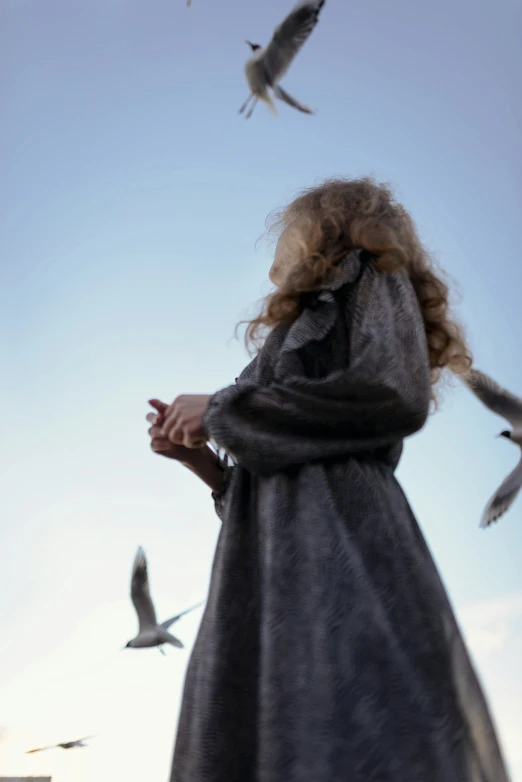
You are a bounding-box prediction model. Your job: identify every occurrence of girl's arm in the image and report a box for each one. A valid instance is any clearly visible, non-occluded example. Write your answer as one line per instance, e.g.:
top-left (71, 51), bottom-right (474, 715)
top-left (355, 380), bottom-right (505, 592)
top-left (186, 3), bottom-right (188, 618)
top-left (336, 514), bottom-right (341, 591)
top-left (177, 445), bottom-right (225, 493)
top-left (203, 271), bottom-right (431, 476)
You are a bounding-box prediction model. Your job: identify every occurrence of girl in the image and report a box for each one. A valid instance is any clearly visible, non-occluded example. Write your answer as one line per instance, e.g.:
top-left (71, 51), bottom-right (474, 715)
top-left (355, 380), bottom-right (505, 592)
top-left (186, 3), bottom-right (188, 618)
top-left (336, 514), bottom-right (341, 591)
top-left (147, 177), bottom-right (509, 782)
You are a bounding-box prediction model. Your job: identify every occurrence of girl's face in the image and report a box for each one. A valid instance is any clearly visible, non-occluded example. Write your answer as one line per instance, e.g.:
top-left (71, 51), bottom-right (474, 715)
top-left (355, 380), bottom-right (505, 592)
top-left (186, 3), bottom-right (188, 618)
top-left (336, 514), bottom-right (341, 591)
top-left (269, 218), bottom-right (306, 287)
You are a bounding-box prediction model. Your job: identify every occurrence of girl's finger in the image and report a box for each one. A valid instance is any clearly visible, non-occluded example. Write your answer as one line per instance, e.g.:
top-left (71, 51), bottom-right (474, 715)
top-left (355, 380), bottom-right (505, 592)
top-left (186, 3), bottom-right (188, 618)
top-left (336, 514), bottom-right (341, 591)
top-left (151, 438), bottom-right (171, 452)
top-left (166, 424), bottom-right (184, 445)
top-left (148, 426), bottom-right (164, 437)
top-left (160, 411), bottom-right (180, 437)
top-left (149, 399), bottom-right (168, 413)
top-left (146, 412), bottom-right (158, 425)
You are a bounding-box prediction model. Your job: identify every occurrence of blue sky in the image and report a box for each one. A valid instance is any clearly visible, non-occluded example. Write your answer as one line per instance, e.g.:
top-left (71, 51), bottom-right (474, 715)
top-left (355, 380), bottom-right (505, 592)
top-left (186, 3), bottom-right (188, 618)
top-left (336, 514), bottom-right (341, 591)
top-left (1, 0), bottom-right (521, 779)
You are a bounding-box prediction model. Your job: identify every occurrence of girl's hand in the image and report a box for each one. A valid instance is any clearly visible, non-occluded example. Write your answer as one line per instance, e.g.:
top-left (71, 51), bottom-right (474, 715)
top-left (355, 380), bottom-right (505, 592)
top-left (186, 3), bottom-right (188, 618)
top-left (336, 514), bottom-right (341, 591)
top-left (149, 395), bottom-right (212, 449)
top-left (147, 401), bottom-right (225, 492)
top-left (146, 410), bottom-right (197, 462)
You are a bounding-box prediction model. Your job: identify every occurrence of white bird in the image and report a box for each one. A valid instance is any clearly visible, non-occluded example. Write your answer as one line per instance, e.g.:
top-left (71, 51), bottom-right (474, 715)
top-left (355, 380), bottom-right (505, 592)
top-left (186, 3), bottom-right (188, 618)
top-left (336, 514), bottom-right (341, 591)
top-left (26, 736), bottom-right (95, 754)
top-left (462, 368), bottom-right (522, 527)
top-left (239, 0), bottom-right (326, 120)
top-left (125, 546), bottom-right (203, 654)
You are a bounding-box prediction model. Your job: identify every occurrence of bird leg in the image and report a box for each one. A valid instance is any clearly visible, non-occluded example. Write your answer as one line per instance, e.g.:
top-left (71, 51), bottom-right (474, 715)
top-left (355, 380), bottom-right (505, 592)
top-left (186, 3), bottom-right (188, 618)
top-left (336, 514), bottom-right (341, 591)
top-left (245, 98), bottom-right (258, 120)
top-left (158, 646), bottom-right (166, 656)
top-left (238, 94), bottom-right (255, 115)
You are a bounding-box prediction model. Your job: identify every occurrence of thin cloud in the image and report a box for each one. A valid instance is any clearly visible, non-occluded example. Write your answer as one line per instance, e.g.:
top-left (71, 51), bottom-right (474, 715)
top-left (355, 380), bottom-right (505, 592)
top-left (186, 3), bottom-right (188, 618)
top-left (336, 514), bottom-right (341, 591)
top-left (457, 590), bottom-right (522, 662)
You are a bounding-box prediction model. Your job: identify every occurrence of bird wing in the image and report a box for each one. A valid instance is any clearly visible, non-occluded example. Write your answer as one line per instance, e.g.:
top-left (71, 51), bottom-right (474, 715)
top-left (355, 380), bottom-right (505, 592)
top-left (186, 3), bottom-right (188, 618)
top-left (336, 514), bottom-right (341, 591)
top-left (262, 0), bottom-right (325, 84)
top-left (160, 600), bottom-right (204, 630)
top-left (462, 368), bottom-right (522, 425)
top-left (63, 735), bottom-right (95, 747)
top-left (481, 455), bottom-right (522, 528)
top-left (131, 547), bottom-right (158, 631)
top-left (273, 84), bottom-right (313, 113)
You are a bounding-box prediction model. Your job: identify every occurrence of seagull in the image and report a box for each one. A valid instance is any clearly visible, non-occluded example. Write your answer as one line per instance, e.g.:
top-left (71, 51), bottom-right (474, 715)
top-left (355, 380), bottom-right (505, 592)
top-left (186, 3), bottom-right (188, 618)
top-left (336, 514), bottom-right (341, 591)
top-left (26, 736), bottom-right (94, 754)
top-left (125, 546), bottom-right (204, 654)
top-left (239, 0), bottom-right (326, 119)
top-left (462, 368), bottom-right (522, 527)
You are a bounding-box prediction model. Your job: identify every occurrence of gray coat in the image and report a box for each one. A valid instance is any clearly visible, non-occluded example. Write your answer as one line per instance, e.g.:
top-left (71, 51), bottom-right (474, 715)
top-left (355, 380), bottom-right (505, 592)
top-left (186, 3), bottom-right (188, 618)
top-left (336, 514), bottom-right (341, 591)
top-left (170, 250), bottom-right (509, 782)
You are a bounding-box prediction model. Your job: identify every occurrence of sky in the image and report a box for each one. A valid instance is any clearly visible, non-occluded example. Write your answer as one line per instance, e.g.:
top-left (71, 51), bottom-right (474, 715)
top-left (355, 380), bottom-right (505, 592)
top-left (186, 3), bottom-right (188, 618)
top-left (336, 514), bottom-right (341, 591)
top-left (0, 0), bottom-right (521, 779)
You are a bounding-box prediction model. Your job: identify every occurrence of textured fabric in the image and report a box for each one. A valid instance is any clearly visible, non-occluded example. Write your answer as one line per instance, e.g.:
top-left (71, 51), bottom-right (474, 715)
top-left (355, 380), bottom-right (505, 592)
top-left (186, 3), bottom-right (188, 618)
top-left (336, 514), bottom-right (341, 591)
top-left (170, 251), bottom-right (510, 782)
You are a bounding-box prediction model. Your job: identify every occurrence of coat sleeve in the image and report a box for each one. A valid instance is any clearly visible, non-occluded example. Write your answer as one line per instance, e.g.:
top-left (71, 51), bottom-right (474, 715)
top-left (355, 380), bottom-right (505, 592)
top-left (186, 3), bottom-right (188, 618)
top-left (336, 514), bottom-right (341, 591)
top-left (203, 268), bottom-right (431, 476)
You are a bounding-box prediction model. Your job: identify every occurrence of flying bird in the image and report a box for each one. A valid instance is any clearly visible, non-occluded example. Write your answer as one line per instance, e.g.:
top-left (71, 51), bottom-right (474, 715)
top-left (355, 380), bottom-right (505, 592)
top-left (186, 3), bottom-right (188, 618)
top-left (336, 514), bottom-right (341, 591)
top-left (239, 0), bottom-right (326, 119)
top-left (462, 368), bottom-right (522, 527)
top-left (26, 736), bottom-right (94, 754)
top-left (125, 546), bottom-right (204, 654)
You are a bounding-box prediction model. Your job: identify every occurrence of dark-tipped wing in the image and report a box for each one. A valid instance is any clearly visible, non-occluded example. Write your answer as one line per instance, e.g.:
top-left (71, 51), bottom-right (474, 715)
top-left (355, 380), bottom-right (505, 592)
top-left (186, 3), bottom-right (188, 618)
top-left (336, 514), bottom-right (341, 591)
top-left (131, 547), bottom-right (157, 631)
top-left (481, 455), bottom-right (522, 527)
top-left (262, 0), bottom-right (325, 84)
top-left (58, 735), bottom-right (95, 749)
top-left (462, 368), bottom-right (522, 425)
top-left (26, 734), bottom-right (95, 753)
top-left (161, 600), bottom-right (204, 630)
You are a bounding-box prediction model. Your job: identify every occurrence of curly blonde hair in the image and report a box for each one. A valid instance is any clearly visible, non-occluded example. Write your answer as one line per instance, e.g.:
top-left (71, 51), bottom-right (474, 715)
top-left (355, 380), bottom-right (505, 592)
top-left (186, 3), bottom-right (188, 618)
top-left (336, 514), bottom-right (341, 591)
top-left (243, 176), bottom-right (472, 401)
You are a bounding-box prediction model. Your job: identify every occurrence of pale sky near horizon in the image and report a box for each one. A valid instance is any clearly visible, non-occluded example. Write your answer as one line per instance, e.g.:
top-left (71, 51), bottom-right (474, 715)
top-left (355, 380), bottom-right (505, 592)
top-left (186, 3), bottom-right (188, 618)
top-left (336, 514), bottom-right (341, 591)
top-left (1, 0), bottom-right (521, 780)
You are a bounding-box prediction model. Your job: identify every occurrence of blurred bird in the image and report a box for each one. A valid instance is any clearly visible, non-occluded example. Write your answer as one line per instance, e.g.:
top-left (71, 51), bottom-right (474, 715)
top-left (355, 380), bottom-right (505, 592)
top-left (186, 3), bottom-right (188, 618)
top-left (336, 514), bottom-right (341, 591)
top-left (239, 0), bottom-right (326, 119)
top-left (125, 546), bottom-right (204, 654)
top-left (462, 368), bottom-right (522, 527)
top-left (26, 736), bottom-right (95, 754)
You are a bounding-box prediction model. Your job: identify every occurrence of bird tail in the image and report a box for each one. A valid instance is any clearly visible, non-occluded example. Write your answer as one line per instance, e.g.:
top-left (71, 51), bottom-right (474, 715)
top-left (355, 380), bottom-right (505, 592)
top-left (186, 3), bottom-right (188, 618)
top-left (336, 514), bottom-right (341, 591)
top-left (260, 92), bottom-right (278, 118)
top-left (273, 85), bottom-right (314, 114)
top-left (167, 633), bottom-right (184, 649)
